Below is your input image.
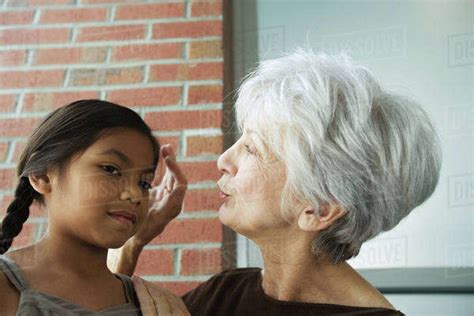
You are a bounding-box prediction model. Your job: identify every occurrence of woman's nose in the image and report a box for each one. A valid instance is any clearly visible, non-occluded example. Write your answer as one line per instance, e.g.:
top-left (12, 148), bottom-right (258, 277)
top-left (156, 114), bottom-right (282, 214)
top-left (217, 147), bottom-right (237, 176)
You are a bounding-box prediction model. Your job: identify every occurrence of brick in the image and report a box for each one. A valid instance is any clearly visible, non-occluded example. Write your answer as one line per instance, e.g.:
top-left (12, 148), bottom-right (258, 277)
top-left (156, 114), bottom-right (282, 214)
top-left (70, 69), bottom-right (102, 86)
top-left (0, 28), bottom-right (70, 45)
top-left (186, 62), bottom-right (222, 80)
top-left (134, 249), bottom-right (174, 276)
top-left (0, 168), bottom-right (17, 190)
top-left (0, 10), bottom-right (34, 25)
top-left (149, 62), bottom-right (222, 82)
top-left (180, 161), bottom-right (220, 183)
top-left (111, 43), bottom-right (182, 62)
top-left (70, 66), bottom-right (143, 86)
top-left (0, 194), bottom-right (12, 218)
top-left (180, 248), bottom-right (222, 275)
top-left (22, 91), bottom-right (99, 112)
top-left (12, 141), bottom-right (26, 163)
top-left (40, 8), bottom-right (108, 23)
top-left (76, 24), bottom-right (146, 42)
top-left (80, 0), bottom-right (130, 3)
top-left (0, 70), bottom-right (64, 89)
top-left (144, 110), bottom-right (222, 131)
top-left (115, 3), bottom-right (184, 20)
top-left (10, 222), bottom-right (36, 250)
top-left (0, 117), bottom-right (42, 137)
top-left (34, 47), bottom-right (106, 65)
top-left (0, 142), bottom-right (9, 162)
top-left (105, 66), bottom-right (143, 85)
top-left (188, 85), bottom-right (222, 105)
top-left (0, 94), bottom-right (17, 112)
top-left (150, 218), bottom-right (222, 244)
top-left (183, 188), bottom-right (220, 212)
top-left (148, 64), bottom-right (181, 82)
top-left (191, 0), bottom-right (222, 17)
top-left (189, 40), bottom-right (222, 59)
top-left (153, 20), bottom-right (222, 39)
top-left (5, 0), bottom-right (72, 6)
top-left (186, 135), bottom-right (222, 156)
top-left (153, 281), bottom-right (201, 296)
top-left (0, 50), bottom-right (27, 66)
top-left (108, 87), bottom-right (181, 107)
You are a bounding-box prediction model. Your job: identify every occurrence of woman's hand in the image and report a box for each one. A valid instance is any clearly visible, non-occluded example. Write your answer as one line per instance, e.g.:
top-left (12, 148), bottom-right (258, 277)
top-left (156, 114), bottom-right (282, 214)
top-left (132, 144), bottom-right (188, 247)
top-left (132, 275), bottom-right (190, 316)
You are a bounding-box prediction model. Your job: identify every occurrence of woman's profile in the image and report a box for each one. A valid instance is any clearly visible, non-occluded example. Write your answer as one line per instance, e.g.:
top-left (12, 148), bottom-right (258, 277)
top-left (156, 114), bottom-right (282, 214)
top-left (118, 49), bottom-right (442, 316)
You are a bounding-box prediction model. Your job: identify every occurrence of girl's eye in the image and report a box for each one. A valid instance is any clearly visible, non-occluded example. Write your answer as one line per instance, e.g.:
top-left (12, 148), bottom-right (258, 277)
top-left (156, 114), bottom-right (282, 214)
top-left (102, 165), bottom-right (121, 176)
top-left (139, 180), bottom-right (152, 191)
top-left (102, 165), bottom-right (152, 191)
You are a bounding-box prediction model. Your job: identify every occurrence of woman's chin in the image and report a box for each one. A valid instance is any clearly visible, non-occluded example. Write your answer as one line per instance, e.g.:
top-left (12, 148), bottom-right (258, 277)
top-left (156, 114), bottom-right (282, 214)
top-left (218, 204), bottom-right (240, 229)
top-left (218, 203), bottom-right (231, 223)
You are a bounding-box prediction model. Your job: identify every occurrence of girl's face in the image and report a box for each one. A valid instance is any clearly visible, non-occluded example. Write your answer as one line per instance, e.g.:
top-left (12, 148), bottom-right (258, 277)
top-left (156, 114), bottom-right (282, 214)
top-left (216, 130), bottom-right (290, 238)
top-left (46, 128), bottom-right (155, 248)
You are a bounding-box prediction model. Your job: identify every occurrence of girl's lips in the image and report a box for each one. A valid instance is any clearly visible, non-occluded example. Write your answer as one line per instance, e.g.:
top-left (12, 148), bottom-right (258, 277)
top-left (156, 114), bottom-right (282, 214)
top-left (109, 214), bottom-right (134, 227)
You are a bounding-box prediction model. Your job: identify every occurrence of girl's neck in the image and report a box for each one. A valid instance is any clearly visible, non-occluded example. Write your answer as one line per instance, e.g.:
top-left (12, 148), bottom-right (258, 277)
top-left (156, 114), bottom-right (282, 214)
top-left (29, 230), bottom-right (111, 279)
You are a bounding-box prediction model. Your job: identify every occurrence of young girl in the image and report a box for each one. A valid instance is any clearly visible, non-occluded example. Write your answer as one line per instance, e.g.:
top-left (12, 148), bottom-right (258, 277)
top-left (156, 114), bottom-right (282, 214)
top-left (0, 99), bottom-right (189, 315)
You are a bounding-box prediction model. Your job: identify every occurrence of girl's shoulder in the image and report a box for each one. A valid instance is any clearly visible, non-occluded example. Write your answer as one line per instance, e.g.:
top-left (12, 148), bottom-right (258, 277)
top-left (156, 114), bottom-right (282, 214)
top-left (0, 258), bottom-right (20, 315)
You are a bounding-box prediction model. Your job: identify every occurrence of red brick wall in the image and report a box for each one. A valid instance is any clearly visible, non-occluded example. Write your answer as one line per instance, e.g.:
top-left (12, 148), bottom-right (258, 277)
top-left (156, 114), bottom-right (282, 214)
top-left (0, 0), bottom-right (227, 296)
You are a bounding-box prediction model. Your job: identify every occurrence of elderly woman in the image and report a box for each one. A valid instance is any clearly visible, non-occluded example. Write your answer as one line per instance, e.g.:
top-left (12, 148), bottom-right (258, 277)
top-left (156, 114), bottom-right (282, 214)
top-left (114, 50), bottom-right (441, 315)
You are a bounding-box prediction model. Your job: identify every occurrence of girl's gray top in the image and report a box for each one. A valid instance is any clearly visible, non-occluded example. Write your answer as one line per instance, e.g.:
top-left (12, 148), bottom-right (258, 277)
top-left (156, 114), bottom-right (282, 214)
top-left (0, 254), bottom-right (142, 315)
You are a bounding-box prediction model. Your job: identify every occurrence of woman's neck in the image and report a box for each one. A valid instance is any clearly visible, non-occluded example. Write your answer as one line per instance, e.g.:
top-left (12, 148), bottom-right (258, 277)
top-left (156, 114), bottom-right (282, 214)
top-left (255, 231), bottom-right (366, 305)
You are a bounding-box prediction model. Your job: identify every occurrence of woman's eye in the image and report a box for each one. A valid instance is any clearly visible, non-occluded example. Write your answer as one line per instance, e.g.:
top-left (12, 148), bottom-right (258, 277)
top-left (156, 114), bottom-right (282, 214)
top-left (244, 144), bottom-right (255, 155)
top-left (102, 165), bottom-right (121, 176)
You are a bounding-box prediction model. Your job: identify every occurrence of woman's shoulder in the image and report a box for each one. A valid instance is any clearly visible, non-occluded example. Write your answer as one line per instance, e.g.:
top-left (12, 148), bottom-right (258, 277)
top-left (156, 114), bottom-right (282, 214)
top-left (181, 267), bottom-right (262, 309)
top-left (207, 267), bottom-right (262, 281)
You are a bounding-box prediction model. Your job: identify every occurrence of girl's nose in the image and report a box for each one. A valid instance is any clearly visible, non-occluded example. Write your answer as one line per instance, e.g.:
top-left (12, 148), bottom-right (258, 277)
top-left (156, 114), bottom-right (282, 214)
top-left (120, 176), bottom-right (143, 205)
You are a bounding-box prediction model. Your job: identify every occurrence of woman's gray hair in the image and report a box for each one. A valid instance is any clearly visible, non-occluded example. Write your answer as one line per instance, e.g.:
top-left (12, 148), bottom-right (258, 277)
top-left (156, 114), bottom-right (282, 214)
top-left (235, 49), bottom-right (442, 264)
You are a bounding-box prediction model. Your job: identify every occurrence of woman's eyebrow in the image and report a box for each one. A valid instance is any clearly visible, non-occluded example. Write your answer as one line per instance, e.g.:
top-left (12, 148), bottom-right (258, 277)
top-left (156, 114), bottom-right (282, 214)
top-left (98, 148), bottom-right (154, 174)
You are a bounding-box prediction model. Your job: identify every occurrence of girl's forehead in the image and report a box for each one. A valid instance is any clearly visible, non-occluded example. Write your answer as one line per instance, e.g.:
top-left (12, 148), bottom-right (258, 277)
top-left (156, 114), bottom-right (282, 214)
top-left (83, 130), bottom-right (155, 165)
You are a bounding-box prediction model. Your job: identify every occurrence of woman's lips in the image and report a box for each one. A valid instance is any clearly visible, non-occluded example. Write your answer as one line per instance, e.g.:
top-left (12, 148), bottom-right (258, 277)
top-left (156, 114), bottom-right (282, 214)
top-left (219, 190), bottom-right (230, 201)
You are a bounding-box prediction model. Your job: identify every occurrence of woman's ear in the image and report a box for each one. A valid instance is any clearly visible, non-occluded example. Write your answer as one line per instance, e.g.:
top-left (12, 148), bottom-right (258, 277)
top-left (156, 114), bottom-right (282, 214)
top-left (297, 203), bottom-right (347, 232)
top-left (28, 173), bottom-right (52, 195)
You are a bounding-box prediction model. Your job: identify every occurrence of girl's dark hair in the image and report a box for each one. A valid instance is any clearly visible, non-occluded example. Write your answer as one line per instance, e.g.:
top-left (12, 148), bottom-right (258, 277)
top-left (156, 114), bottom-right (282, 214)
top-left (0, 99), bottom-right (160, 254)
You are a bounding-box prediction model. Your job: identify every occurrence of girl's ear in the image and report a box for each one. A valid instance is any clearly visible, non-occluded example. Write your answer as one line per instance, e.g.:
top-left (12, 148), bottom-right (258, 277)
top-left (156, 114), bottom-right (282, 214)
top-left (28, 173), bottom-right (52, 195)
top-left (297, 203), bottom-right (347, 232)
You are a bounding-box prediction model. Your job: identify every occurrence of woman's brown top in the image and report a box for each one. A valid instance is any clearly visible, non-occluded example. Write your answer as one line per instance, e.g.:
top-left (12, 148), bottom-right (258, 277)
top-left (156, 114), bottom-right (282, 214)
top-left (182, 267), bottom-right (406, 316)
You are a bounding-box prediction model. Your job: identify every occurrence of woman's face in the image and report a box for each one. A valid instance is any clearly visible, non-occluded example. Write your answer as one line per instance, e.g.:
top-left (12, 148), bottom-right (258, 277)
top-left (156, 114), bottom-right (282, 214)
top-left (46, 128), bottom-right (155, 248)
top-left (217, 129), bottom-right (290, 238)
